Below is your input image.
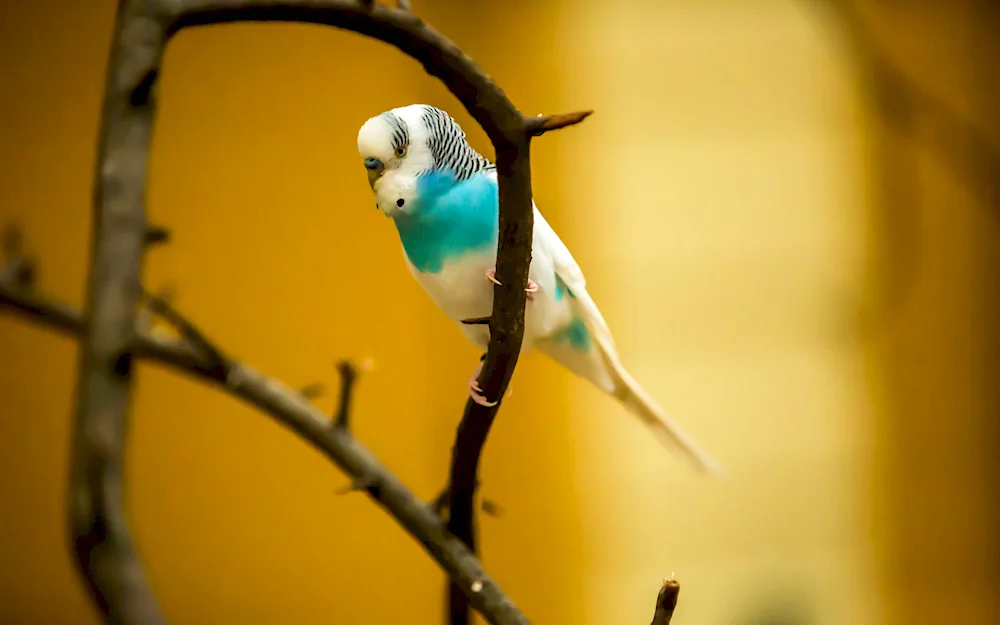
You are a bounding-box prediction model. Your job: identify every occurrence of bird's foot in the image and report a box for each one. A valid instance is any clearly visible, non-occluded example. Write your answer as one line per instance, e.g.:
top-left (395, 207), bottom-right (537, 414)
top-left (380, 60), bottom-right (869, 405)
top-left (524, 279), bottom-right (539, 301)
top-left (468, 358), bottom-right (498, 407)
top-left (485, 269), bottom-right (539, 301)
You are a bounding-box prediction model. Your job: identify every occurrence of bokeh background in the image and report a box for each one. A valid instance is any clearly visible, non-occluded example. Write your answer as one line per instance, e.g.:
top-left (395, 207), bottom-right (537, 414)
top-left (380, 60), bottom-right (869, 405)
top-left (0, 0), bottom-right (997, 624)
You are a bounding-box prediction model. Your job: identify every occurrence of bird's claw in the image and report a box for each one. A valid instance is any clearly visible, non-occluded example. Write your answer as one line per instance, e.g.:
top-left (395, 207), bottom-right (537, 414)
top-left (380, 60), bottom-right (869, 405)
top-left (469, 383), bottom-right (497, 407)
top-left (485, 269), bottom-right (539, 301)
top-left (485, 268), bottom-right (502, 286)
top-left (468, 359), bottom-right (498, 407)
top-left (524, 279), bottom-right (539, 301)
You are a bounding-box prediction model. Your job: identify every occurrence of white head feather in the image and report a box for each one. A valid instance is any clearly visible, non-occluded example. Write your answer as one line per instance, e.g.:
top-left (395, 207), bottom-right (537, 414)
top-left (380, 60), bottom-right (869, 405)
top-left (356, 104), bottom-right (492, 217)
top-left (357, 104), bottom-right (435, 216)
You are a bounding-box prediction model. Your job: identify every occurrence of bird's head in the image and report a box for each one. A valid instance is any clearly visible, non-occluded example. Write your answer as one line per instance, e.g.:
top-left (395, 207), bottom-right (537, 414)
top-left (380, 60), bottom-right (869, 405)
top-left (356, 104), bottom-right (492, 216)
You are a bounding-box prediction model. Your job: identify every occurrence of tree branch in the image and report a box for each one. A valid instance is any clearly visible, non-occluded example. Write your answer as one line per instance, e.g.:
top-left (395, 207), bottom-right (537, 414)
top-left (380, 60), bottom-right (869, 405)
top-left (446, 399), bottom-right (501, 624)
top-left (3, 247), bottom-right (681, 623)
top-left (69, 0), bottom-right (167, 621)
top-left (445, 109), bottom-right (592, 625)
top-left (820, 0), bottom-right (1000, 212)
top-left (651, 579), bottom-right (680, 625)
top-left (0, 266), bottom-right (528, 625)
top-left (142, 288), bottom-right (229, 375)
top-left (804, 0), bottom-right (1000, 344)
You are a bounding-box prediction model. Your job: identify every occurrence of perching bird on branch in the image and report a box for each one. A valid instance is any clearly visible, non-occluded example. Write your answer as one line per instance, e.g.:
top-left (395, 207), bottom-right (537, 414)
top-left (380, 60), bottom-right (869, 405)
top-left (357, 104), bottom-right (721, 474)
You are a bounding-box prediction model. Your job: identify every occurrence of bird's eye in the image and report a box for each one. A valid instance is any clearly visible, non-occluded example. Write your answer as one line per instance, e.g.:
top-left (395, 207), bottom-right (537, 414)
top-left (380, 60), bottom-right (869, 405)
top-left (395, 146), bottom-right (407, 158)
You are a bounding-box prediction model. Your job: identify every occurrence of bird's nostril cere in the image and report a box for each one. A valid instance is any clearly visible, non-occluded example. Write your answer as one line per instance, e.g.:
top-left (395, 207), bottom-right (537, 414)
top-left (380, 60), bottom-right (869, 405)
top-left (364, 157), bottom-right (383, 171)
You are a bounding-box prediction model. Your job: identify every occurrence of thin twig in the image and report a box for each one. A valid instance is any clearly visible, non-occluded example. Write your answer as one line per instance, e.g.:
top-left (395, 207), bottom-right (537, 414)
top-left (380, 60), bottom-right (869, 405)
top-left (333, 360), bottom-right (358, 429)
top-left (142, 289), bottom-right (230, 375)
top-left (0, 275), bottom-right (80, 333)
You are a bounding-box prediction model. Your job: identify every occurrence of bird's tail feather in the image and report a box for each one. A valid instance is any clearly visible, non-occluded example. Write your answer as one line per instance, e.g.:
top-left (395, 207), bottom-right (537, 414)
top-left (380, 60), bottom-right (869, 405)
top-left (537, 281), bottom-right (723, 474)
top-left (577, 299), bottom-right (724, 475)
top-left (607, 358), bottom-right (724, 475)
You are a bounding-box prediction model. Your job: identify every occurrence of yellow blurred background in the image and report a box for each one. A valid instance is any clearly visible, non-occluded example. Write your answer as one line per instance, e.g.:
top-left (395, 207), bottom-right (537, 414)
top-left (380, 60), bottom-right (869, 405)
top-left (0, 1), bottom-right (996, 624)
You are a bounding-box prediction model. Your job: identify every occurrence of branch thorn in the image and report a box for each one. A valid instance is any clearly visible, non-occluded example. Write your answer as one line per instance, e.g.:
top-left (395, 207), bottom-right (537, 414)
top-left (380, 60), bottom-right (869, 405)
top-left (336, 474), bottom-right (376, 495)
top-left (524, 110), bottom-right (593, 136)
top-left (430, 484), bottom-right (501, 518)
top-left (300, 383), bottom-right (325, 399)
top-left (480, 499), bottom-right (503, 517)
top-left (460, 316), bottom-right (491, 326)
top-left (144, 225), bottom-right (170, 247)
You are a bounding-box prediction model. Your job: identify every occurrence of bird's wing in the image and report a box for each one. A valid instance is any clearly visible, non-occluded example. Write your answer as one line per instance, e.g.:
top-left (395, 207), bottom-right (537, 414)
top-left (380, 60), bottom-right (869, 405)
top-left (532, 204), bottom-right (615, 350)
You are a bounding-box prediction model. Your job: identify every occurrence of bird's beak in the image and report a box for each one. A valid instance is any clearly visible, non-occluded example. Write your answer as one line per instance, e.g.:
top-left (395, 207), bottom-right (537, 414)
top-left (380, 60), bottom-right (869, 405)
top-left (364, 157), bottom-right (385, 190)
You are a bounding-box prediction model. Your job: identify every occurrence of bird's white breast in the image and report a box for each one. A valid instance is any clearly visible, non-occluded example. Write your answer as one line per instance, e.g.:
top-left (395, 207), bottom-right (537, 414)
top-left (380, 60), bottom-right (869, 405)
top-left (405, 248), bottom-right (497, 350)
top-left (403, 240), bottom-right (576, 354)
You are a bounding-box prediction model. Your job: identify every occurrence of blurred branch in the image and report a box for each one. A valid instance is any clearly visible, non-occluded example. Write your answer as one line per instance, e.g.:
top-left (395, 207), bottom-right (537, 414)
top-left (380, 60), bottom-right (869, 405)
top-left (143, 225), bottom-right (171, 247)
top-left (1, 237), bottom-right (680, 625)
top-left (0, 240), bottom-right (525, 624)
top-left (823, 0), bottom-right (1000, 210)
top-left (332, 360), bottom-right (358, 429)
top-left (0, 225), bottom-right (36, 288)
top-left (813, 0), bottom-right (1000, 342)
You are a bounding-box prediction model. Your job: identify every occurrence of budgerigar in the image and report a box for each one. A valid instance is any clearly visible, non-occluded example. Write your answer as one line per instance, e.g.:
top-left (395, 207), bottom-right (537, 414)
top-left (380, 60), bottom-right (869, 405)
top-left (356, 104), bottom-right (721, 474)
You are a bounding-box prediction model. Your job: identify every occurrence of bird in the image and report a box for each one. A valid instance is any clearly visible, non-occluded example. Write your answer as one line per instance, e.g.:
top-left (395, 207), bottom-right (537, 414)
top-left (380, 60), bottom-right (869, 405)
top-left (356, 104), bottom-right (721, 474)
